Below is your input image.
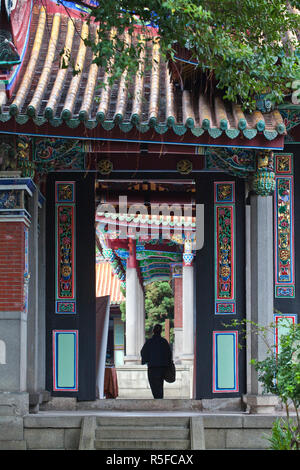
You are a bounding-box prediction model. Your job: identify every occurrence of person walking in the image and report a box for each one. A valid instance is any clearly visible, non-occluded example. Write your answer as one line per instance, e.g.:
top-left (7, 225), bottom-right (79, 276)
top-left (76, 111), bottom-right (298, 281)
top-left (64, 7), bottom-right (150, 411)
top-left (140, 324), bottom-right (172, 399)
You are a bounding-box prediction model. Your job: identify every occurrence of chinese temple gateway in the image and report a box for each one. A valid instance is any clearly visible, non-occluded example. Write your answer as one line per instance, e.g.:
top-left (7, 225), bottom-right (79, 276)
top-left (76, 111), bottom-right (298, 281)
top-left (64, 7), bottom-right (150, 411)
top-left (0, 0), bottom-right (300, 416)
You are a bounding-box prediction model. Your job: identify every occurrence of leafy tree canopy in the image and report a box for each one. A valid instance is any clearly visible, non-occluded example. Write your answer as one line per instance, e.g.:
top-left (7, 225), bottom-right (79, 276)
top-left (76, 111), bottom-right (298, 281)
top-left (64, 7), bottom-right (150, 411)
top-left (60, 0), bottom-right (300, 110)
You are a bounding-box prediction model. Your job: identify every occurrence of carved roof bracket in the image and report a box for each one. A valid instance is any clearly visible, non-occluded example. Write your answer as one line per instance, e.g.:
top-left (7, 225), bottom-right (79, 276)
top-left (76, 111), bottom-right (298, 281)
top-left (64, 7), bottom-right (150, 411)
top-left (205, 147), bottom-right (256, 179)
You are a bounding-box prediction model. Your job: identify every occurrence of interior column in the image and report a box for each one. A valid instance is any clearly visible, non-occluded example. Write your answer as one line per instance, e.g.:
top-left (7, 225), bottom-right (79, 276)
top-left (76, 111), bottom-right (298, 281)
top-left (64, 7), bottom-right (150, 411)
top-left (136, 274), bottom-right (145, 357)
top-left (181, 240), bottom-right (194, 364)
top-left (245, 150), bottom-right (277, 413)
top-left (27, 187), bottom-right (39, 411)
top-left (172, 264), bottom-right (183, 362)
top-left (124, 238), bottom-right (140, 364)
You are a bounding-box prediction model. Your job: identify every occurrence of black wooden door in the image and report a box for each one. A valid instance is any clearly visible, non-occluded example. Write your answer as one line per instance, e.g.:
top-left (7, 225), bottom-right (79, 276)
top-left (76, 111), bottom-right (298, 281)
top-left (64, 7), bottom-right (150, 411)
top-left (195, 174), bottom-right (246, 398)
top-left (46, 172), bottom-right (96, 400)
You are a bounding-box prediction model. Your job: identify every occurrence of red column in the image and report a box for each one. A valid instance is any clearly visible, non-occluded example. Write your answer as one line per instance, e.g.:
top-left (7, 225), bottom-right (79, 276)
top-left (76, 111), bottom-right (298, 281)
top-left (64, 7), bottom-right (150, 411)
top-left (127, 237), bottom-right (137, 268)
top-left (174, 276), bottom-right (183, 329)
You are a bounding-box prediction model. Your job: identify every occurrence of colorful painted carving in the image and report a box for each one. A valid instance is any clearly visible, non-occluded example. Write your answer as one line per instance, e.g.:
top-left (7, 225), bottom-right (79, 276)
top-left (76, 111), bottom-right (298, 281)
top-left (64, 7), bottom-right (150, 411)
top-left (0, 190), bottom-right (21, 209)
top-left (214, 182), bottom-right (235, 203)
top-left (215, 204), bottom-right (235, 314)
top-left (56, 182), bottom-right (74, 203)
top-left (183, 237), bottom-right (194, 266)
top-left (34, 138), bottom-right (84, 173)
top-left (55, 182), bottom-right (76, 313)
top-left (0, 135), bottom-right (34, 176)
top-left (279, 109), bottom-right (300, 132)
top-left (274, 154), bottom-right (294, 298)
top-left (0, 30), bottom-right (20, 67)
top-left (252, 150), bottom-right (275, 196)
top-left (206, 148), bottom-right (255, 178)
top-left (275, 154), bottom-right (293, 175)
top-left (214, 182), bottom-right (235, 314)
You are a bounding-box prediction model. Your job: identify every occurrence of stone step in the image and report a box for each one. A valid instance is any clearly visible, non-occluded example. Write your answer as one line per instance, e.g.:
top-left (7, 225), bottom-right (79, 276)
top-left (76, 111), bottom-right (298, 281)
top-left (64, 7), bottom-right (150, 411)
top-left (0, 440), bottom-right (27, 450)
top-left (95, 425), bottom-right (190, 440)
top-left (96, 416), bottom-right (190, 427)
top-left (94, 438), bottom-right (190, 450)
top-left (40, 397), bottom-right (205, 412)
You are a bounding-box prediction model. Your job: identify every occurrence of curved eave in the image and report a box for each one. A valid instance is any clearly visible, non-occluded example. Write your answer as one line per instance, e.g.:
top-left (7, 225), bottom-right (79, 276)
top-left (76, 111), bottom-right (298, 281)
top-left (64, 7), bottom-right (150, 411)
top-left (0, 111), bottom-right (286, 142)
top-left (0, 7), bottom-right (286, 150)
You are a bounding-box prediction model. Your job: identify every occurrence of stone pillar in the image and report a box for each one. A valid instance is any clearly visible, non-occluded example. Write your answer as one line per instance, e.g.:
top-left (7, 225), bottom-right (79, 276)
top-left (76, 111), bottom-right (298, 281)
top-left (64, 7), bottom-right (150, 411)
top-left (138, 281), bottom-right (145, 354)
top-left (37, 194), bottom-right (47, 397)
top-left (244, 151), bottom-right (278, 413)
top-left (181, 240), bottom-right (194, 364)
top-left (0, 173), bottom-right (36, 417)
top-left (27, 189), bottom-right (48, 412)
top-left (171, 264), bottom-right (183, 362)
top-left (136, 277), bottom-right (145, 356)
top-left (124, 239), bottom-right (140, 364)
top-left (27, 188), bottom-right (39, 409)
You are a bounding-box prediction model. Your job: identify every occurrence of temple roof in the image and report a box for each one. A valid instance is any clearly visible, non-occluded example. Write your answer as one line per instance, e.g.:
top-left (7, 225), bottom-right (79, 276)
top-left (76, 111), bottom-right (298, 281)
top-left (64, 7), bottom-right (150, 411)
top-left (0, 5), bottom-right (286, 148)
top-left (96, 261), bottom-right (125, 305)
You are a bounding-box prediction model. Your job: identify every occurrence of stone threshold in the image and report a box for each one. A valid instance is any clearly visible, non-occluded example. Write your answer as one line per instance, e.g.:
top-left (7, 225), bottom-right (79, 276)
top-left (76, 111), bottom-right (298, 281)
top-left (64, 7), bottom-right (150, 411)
top-left (40, 397), bottom-right (246, 413)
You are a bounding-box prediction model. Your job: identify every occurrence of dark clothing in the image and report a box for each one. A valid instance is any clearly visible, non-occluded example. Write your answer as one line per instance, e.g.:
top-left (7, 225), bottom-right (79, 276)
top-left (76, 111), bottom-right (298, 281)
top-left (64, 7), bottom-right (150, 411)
top-left (141, 334), bottom-right (172, 399)
top-left (141, 334), bottom-right (172, 367)
top-left (147, 367), bottom-right (166, 399)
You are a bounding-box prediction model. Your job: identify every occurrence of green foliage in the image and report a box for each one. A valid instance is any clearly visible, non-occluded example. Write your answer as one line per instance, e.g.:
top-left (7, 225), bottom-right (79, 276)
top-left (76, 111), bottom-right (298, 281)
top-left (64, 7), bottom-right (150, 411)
top-left (144, 281), bottom-right (174, 342)
top-left (250, 321), bottom-right (300, 412)
top-left (61, 0), bottom-right (300, 111)
top-left (266, 418), bottom-right (299, 450)
top-left (120, 299), bottom-right (126, 321)
top-left (120, 284), bottom-right (126, 322)
top-left (227, 318), bottom-right (300, 450)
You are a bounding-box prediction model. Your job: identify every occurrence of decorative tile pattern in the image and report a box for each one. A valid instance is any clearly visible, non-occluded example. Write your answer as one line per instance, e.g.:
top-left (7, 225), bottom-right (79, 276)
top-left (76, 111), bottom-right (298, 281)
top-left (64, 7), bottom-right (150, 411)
top-left (56, 182), bottom-right (75, 203)
top-left (214, 182), bottom-right (235, 203)
top-left (274, 154), bottom-right (294, 298)
top-left (275, 154), bottom-right (293, 175)
top-left (55, 182), bottom-right (76, 313)
top-left (214, 185), bottom-right (236, 314)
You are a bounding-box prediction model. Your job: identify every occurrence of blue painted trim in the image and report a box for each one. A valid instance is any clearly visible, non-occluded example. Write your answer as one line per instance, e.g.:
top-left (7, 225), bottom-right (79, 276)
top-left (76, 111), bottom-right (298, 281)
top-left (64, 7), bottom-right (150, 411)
top-left (0, 131), bottom-right (284, 150)
top-left (213, 331), bottom-right (239, 393)
top-left (53, 330), bottom-right (78, 391)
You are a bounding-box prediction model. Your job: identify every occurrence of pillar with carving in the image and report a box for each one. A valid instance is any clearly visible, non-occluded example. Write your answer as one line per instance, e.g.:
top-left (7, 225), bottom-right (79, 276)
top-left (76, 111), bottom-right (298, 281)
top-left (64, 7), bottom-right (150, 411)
top-left (245, 150), bottom-right (277, 412)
